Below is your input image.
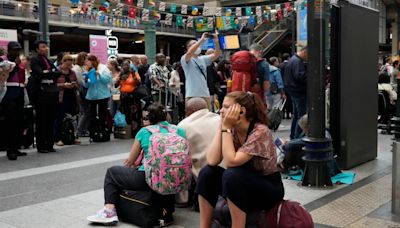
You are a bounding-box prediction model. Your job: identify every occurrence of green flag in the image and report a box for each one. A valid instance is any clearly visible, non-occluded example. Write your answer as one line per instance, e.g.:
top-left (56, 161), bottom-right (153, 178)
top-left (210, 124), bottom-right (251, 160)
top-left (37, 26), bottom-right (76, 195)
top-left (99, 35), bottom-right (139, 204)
top-left (170, 4), bottom-right (177, 13)
top-left (176, 15), bottom-right (183, 26)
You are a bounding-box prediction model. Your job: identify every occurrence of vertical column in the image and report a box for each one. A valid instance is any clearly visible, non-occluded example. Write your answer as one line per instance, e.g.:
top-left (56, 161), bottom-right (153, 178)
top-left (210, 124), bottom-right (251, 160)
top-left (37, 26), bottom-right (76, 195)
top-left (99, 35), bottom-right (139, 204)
top-left (392, 21), bottom-right (398, 56)
top-left (23, 39), bottom-right (29, 56)
top-left (144, 0), bottom-right (156, 64)
top-left (39, 0), bottom-right (49, 42)
top-left (302, 0), bottom-right (333, 187)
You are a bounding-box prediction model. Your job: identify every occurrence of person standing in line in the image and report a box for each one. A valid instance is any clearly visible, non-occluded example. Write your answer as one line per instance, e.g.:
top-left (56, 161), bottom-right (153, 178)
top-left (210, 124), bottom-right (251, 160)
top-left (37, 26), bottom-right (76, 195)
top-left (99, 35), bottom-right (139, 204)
top-left (267, 57), bottom-right (286, 110)
top-left (83, 55), bottom-right (112, 135)
top-left (279, 53), bottom-right (292, 119)
top-left (1, 41), bottom-right (27, 160)
top-left (54, 55), bottom-right (80, 146)
top-left (181, 32), bottom-right (221, 108)
top-left (107, 59), bottom-right (121, 117)
top-left (138, 55), bottom-right (149, 83)
top-left (249, 43), bottom-right (270, 103)
top-left (284, 46), bottom-right (308, 139)
top-left (149, 53), bottom-right (170, 106)
top-left (30, 40), bottom-right (60, 153)
top-left (72, 52), bottom-right (90, 137)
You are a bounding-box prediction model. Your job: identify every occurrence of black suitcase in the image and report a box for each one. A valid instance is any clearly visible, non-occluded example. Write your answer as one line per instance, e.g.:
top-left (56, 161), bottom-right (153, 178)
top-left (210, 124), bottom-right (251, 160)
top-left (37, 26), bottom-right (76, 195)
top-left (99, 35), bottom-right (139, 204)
top-left (116, 190), bottom-right (162, 228)
top-left (0, 108), bottom-right (6, 151)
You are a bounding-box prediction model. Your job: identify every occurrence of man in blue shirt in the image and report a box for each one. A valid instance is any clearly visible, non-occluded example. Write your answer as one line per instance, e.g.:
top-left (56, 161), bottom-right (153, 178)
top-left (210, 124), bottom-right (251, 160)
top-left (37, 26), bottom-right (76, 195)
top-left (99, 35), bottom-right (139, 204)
top-left (249, 43), bottom-right (270, 105)
top-left (181, 32), bottom-right (221, 108)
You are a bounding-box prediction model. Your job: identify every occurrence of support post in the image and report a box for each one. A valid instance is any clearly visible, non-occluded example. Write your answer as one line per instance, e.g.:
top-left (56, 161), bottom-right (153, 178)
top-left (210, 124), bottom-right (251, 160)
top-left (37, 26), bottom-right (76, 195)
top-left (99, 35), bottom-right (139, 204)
top-left (144, 0), bottom-right (156, 64)
top-left (301, 0), bottom-right (333, 187)
top-left (38, 0), bottom-right (49, 43)
top-left (23, 39), bottom-right (29, 56)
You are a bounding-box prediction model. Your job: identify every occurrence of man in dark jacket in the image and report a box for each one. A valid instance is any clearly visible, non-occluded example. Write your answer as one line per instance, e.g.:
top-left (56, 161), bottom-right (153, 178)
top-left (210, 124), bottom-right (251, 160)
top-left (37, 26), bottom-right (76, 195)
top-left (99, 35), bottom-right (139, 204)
top-left (1, 41), bottom-right (27, 160)
top-left (284, 46), bottom-right (307, 139)
top-left (279, 53), bottom-right (292, 119)
top-left (30, 40), bottom-right (60, 153)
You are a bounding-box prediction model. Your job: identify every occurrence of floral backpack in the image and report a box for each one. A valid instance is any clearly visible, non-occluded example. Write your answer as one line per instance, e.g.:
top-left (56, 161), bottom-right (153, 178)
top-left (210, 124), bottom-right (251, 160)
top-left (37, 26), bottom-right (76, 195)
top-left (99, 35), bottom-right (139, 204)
top-left (144, 124), bottom-right (192, 195)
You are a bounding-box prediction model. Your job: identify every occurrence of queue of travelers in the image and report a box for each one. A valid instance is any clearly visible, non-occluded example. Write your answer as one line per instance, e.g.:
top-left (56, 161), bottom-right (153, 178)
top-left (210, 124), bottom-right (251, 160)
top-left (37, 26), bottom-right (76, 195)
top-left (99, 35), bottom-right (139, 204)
top-left (0, 35), bottom-right (319, 228)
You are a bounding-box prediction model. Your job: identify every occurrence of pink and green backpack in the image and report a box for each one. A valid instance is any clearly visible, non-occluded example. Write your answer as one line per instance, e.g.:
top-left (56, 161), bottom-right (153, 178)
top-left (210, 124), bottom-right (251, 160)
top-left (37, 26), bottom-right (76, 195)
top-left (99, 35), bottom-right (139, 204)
top-left (144, 124), bottom-right (192, 195)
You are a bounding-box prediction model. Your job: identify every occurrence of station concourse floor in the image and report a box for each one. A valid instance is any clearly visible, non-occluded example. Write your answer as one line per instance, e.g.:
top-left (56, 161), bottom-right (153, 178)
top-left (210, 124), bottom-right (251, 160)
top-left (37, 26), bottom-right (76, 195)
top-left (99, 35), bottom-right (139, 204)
top-left (0, 120), bottom-right (398, 228)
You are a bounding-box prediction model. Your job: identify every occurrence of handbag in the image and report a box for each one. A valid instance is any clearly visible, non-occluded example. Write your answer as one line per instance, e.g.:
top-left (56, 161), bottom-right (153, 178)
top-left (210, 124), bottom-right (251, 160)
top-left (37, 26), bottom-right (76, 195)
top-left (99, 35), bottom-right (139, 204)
top-left (112, 94), bottom-right (121, 101)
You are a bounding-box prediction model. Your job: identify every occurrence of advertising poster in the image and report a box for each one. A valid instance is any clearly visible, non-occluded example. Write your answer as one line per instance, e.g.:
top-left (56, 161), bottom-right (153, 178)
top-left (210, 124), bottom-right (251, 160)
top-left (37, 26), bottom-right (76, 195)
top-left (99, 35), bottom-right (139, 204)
top-left (0, 29), bottom-right (18, 50)
top-left (89, 35), bottom-right (108, 64)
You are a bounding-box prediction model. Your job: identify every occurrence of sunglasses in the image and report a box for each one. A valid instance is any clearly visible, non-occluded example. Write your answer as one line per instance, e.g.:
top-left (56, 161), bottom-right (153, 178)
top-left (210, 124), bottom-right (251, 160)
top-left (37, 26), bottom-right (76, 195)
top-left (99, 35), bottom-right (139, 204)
top-left (143, 116), bottom-right (149, 121)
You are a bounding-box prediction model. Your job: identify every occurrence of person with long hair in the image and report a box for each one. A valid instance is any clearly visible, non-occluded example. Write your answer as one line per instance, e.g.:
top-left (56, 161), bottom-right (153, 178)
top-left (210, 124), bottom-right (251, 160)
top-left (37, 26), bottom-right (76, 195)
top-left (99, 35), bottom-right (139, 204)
top-left (54, 55), bottom-right (80, 146)
top-left (107, 59), bottom-right (121, 117)
top-left (87, 103), bottom-right (185, 225)
top-left (84, 55), bottom-right (112, 136)
top-left (196, 91), bottom-right (284, 228)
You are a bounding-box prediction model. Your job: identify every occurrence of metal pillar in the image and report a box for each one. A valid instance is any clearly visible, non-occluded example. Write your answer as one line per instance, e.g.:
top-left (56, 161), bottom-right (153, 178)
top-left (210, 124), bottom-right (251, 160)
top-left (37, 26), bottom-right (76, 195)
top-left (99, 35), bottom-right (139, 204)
top-left (302, 0), bottom-right (333, 187)
top-left (23, 39), bottom-right (29, 56)
top-left (38, 0), bottom-right (49, 43)
top-left (144, 0), bottom-right (156, 64)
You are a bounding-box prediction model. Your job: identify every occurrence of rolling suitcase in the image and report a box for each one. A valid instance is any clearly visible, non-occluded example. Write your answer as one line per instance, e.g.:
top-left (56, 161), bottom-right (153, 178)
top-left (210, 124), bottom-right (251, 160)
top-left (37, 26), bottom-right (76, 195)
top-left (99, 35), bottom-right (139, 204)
top-left (20, 105), bottom-right (35, 149)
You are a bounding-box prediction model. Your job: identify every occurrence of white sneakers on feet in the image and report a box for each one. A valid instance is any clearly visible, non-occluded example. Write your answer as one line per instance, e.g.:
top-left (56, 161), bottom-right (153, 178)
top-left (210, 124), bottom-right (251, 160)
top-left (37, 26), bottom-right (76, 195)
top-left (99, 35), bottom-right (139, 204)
top-left (87, 207), bottom-right (118, 224)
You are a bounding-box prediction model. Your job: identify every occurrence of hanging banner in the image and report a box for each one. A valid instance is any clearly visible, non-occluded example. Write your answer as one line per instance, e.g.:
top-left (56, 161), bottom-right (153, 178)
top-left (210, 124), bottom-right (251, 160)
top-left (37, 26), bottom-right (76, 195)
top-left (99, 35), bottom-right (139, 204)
top-left (181, 4), bottom-right (188, 14)
top-left (226, 8), bottom-right (232, 17)
top-left (170, 3), bottom-right (177, 13)
top-left (191, 6), bottom-right (199, 16)
top-left (256, 6), bottom-right (262, 17)
top-left (257, 16), bottom-right (263, 25)
top-left (207, 17), bottom-right (214, 29)
top-left (241, 17), bottom-right (247, 27)
top-left (128, 6), bottom-right (137, 18)
top-left (159, 2), bottom-right (166, 12)
top-left (137, 0), bottom-right (144, 8)
top-left (249, 16), bottom-right (255, 26)
top-left (299, 2), bottom-right (307, 41)
top-left (246, 7), bottom-right (252, 16)
top-left (203, 7), bottom-right (209, 16)
top-left (186, 16), bottom-right (194, 27)
top-left (283, 8), bottom-right (288, 17)
top-left (142, 9), bottom-right (149, 21)
top-left (165, 13), bottom-right (172, 25)
top-left (176, 15), bottom-right (183, 26)
top-left (277, 9), bottom-right (283, 20)
top-left (0, 29), bottom-right (17, 50)
top-left (216, 17), bottom-right (223, 29)
top-left (235, 7), bottom-right (242, 17)
top-left (89, 35), bottom-right (108, 65)
top-left (215, 7), bottom-right (222, 16)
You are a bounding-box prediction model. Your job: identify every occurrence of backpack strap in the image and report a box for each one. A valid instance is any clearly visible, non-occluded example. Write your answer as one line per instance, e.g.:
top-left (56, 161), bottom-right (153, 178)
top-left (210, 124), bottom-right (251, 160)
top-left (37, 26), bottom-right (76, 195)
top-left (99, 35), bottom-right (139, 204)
top-left (146, 125), bottom-right (161, 134)
top-left (158, 123), bottom-right (178, 134)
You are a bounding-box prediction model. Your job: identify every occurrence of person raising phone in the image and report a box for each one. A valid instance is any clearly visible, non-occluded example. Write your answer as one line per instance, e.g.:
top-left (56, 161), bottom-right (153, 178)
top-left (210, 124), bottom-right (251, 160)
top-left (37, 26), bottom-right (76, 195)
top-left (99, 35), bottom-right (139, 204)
top-left (196, 91), bottom-right (284, 228)
top-left (181, 32), bottom-right (221, 108)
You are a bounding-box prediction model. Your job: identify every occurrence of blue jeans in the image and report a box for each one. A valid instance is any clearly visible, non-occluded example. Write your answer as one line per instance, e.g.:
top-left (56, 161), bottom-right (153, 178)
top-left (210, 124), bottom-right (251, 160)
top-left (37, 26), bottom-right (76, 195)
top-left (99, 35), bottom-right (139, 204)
top-left (290, 94), bottom-right (307, 139)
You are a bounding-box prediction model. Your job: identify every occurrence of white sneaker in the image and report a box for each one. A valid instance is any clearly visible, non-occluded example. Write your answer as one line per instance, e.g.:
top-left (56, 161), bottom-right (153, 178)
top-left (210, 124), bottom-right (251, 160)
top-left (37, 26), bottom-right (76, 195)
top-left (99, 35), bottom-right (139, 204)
top-left (87, 207), bottom-right (118, 224)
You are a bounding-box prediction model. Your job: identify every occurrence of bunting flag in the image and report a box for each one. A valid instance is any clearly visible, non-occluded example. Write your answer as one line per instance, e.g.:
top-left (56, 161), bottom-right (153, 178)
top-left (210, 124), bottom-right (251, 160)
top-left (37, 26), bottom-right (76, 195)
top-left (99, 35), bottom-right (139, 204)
top-left (249, 16), bottom-right (255, 26)
top-left (170, 3), bottom-right (177, 13)
top-left (226, 8), bottom-right (232, 17)
top-left (186, 16), bottom-right (194, 28)
top-left (126, 0), bottom-right (133, 5)
top-left (149, 0), bottom-right (155, 8)
top-left (285, 2), bottom-right (291, 11)
top-left (215, 7), bottom-right (222, 16)
top-left (181, 4), bottom-right (188, 14)
top-left (207, 17), bottom-right (214, 29)
top-left (165, 13), bottom-right (172, 25)
top-left (142, 9), bottom-right (149, 21)
top-left (223, 16), bottom-right (232, 30)
top-left (235, 7), bottom-right (242, 17)
top-left (176, 15), bottom-right (183, 26)
top-left (216, 17), bottom-right (223, 29)
top-left (241, 17), bottom-right (247, 27)
top-left (271, 11), bottom-right (276, 22)
top-left (159, 2), bottom-right (166, 11)
top-left (277, 9), bottom-right (283, 20)
top-left (191, 6), bottom-right (199, 16)
top-left (154, 10), bottom-right (160, 20)
top-left (256, 6), bottom-right (262, 17)
top-left (257, 16), bottom-right (263, 25)
top-left (246, 7), bottom-right (252, 16)
top-left (203, 7), bottom-right (209, 16)
top-left (195, 18), bottom-right (204, 31)
top-left (137, 0), bottom-right (144, 8)
top-left (128, 6), bottom-right (137, 18)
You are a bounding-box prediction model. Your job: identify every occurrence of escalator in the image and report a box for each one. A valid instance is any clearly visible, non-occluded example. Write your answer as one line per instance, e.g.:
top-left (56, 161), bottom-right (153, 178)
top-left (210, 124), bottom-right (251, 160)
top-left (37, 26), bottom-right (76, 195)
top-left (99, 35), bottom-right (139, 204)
top-left (252, 15), bottom-right (294, 56)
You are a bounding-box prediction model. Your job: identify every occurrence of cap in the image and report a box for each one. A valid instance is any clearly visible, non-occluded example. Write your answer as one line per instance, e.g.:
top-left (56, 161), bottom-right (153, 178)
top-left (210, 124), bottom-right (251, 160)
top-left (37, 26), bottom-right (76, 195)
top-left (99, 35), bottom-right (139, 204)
top-left (7, 41), bottom-right (22, 50)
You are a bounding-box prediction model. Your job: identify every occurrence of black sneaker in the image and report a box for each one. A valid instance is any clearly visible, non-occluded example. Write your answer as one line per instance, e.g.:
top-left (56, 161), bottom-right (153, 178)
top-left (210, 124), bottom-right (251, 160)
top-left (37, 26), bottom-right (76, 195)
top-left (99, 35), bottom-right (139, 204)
top-left (7, 154), bottom-right (17, 161)
top-left (16, 151), bottom-right (27, 156)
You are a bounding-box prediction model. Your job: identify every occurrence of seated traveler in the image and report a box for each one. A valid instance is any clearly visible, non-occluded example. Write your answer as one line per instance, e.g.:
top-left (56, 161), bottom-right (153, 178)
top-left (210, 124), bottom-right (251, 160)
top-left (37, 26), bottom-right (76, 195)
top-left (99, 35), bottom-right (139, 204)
top-left (196, 91), bottom-right (284, 228)
top-left (87, 103), bottom-right (186, 225)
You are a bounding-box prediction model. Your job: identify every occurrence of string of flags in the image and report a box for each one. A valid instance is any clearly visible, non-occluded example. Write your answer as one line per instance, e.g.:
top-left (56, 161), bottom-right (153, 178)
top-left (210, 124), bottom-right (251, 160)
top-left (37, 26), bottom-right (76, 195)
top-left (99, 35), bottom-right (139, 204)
top-left (68, 0), bottom-right (306, 32)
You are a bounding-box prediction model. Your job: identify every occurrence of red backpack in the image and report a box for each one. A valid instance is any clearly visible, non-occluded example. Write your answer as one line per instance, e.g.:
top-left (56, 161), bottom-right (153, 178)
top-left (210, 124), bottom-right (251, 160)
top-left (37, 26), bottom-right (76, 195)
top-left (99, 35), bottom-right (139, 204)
top-left (261, 200), bottom-right (314, 228)
top-left (231, 51), bottom-right (258, 92)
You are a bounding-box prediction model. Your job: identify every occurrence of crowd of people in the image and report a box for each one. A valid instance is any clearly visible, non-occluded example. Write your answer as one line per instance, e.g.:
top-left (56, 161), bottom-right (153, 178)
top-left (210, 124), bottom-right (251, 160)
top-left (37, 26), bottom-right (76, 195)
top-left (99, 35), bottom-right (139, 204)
top-left (0, 33), bottom-right (316, 227)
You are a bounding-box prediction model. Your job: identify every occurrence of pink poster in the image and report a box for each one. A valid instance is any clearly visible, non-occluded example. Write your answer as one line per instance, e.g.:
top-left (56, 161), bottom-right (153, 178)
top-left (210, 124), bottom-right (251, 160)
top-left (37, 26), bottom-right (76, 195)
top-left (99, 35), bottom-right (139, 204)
top-left (89, 35), bottom-right (108, 65)
top-left (0, 29), bottom-right (18, 51)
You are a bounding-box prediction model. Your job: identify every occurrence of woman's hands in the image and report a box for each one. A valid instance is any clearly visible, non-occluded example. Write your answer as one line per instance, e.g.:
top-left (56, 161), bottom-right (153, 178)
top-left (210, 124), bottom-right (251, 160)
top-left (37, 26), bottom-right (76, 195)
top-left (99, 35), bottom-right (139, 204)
top-left (222, 103), bottom-right (241, 129)
top-left (123, 155), bottom-right (136, 168)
